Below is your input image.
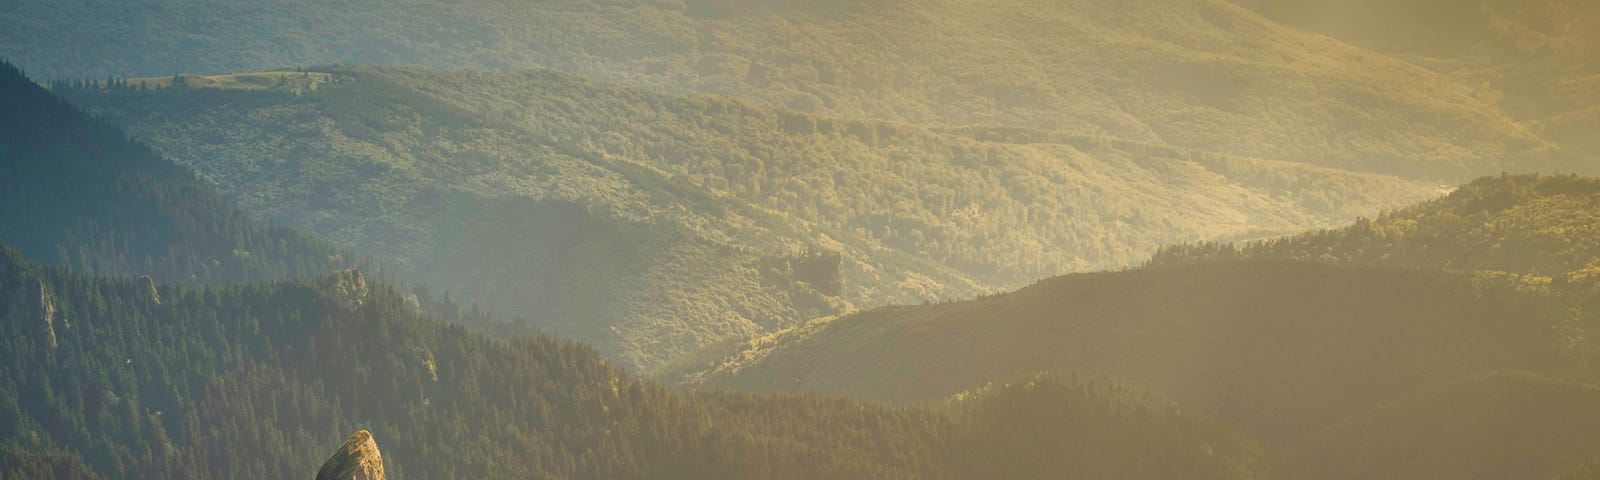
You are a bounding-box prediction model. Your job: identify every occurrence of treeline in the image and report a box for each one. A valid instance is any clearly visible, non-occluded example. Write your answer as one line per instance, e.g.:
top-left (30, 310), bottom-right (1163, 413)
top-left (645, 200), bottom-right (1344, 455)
top-left (0, 242), bottom-right (1266, 479)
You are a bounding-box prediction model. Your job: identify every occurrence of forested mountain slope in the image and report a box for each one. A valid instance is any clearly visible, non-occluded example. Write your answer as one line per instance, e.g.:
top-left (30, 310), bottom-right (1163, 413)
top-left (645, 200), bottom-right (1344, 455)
top-left (0, 61), bottom-right (344, 285)
top-left (1285, 372), bottom-right (1600, 480)
top-left (1232, 0), bottom-right (1600, 164)
top-left (1149, 174), bottom-right (1600, 276)
top-left (56, 65), bottom-right (1437, 369)
top-left (0, 242), bottom-right (1270, 479)
top-left (3, 0), bottom-right (1560, 179)
top-left (674, 176), bottom-right (1600, 477)
top-left (679, 259), bottom-right (1564, 446)
top-left (1150, 174), bottom-right (1600, 372)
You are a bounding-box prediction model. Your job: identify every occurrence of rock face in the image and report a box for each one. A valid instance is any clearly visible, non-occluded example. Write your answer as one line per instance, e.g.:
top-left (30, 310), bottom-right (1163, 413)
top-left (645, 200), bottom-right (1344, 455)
top-left (137, 275), bottom-right (160, 305)
top-left (315, 430), bottom-right (385, 480)
top-left (39, 281), bottom-right (56, 349)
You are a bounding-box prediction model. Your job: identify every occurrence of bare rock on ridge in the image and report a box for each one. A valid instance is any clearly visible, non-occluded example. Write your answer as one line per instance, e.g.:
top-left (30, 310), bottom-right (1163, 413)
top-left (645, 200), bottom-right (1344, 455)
top-left (315, 430), bottom-right (385, 480)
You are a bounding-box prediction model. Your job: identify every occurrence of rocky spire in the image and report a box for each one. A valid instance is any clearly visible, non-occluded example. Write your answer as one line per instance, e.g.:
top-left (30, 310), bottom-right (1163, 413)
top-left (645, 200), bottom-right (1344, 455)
top-left (315, 430), bottom-right (385, 480)
top-left (137, 275), bottom-right (160, 305)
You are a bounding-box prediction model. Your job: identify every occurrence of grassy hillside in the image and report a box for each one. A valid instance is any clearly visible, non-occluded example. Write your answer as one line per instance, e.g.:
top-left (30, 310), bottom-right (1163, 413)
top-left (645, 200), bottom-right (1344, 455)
top-left (4, 0), bottom-right (1559, 179)
top-left (0, 60), bottom-right (346, 285)
top-left (0, 242), bottom-right (1270, 479)
top-left (1286, 372), bottom-right (1600, 480)
top-left (57, 64), bottom-right (1437, 369)
top-left (678, 259), bottom-right (1562, 444)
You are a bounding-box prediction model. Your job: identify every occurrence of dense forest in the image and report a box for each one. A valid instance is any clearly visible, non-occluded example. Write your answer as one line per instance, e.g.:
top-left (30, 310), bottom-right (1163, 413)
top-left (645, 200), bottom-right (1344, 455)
top-left (53, 64), bottom-right (1441, 369)
top-left (1149, 174), bottom-right (1600, 276)
top-left (677, 259), bottom-right (1565, 433)
top-left (676, 257), bottom-right (1600, 476)
top-left (2, 0), bottom-right (1566, 179)
top-left (6, 1), bottom-right (1599, 477)
top-left (673, 176), bottom-right (1600, 476)
top-left (0, 58), bottom-right (1261, 479)
top-left (0, 61), bottom-right (345, 285)
top-left (0, 241), bottom-right (1272, 479)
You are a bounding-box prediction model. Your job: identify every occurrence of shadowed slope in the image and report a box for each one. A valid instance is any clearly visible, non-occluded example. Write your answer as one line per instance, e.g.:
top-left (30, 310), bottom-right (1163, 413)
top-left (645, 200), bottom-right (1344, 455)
top-left (688, 259), bottom-right (1560, 444)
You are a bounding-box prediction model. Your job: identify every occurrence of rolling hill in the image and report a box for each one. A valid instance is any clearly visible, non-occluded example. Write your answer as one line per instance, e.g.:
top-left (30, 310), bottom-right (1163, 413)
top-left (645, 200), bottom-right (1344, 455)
top-left (3, 0), bottom-right (1562, 179)
top-left (55, 64), bottom-right (1439, 369)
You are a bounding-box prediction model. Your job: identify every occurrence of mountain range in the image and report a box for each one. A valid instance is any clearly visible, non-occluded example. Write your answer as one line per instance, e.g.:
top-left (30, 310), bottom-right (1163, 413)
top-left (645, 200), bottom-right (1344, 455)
top-left (4, 0), bottom-right (1600, 477)
top-left (52, 63), bottom-right (1441, 370)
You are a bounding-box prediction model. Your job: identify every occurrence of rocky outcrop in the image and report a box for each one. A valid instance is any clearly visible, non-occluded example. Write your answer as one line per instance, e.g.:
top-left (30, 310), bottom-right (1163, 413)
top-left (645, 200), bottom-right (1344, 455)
top-left (137, 275), bottom-right (160, 305)
top-left (4, 277), bottom-right (55, 349)
top-left (315, 430), bottom-right (384, 480)
top-left (39, 281), bottom-right (56, 349)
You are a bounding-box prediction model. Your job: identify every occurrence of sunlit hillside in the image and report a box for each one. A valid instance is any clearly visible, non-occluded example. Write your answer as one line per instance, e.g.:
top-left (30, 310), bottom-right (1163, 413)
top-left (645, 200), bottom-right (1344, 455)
top-left (56, 64), bottom-right (1438, 369)
top-left (4, 0), bottom-right (1598, 478)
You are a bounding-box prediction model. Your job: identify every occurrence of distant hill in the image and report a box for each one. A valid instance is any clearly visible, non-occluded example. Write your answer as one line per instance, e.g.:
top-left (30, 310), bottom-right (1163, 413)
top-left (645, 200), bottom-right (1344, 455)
top-left (1286, 371), bottom-right (1600, 480)
top-left (56, 64), bottom-right (1438, 369)
top-left (0, 242), bottom-right (1269, 479)
top-left (1232, 0), bottom-right (1600, 168)
top-left (3, 0), bottom-right (1560, 179)
top-left (0, 60), bottom-right (345, 284)
top-left (676, 258), bottom-right (1563, 444)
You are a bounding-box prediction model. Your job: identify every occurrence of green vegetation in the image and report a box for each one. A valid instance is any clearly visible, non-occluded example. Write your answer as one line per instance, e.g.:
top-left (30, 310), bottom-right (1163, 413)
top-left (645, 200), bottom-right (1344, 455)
top-left (0, 446), bottom-right (105, 480)
top-left (83, 71), bottom-right (336, 94)
top-left (0, 60), bottom-right (1271, 478)
top-left (1286, 372), bottom-right (1600, 480)
top-left (674, 174), bottom-right (1600, 477)
top-left (679, 258), bottom-right (1564, 444)
top-left (3, 0), bottom-right (1559, 179)
top-left (1150, 174), bottom-right (1600, 276)
top-left (55, 64), bottom-right (1438, 369)
top-left (0, 61), bottom-right (346, 285)
top-left (0, 241), bottom-right (1270, 479)
top-left (1150, 174), bottom-right (1600, 370)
